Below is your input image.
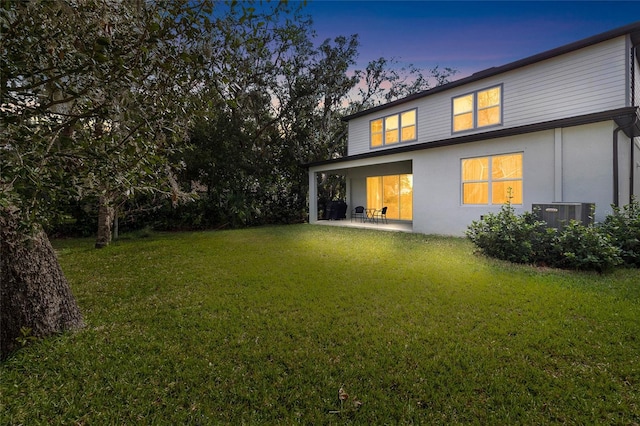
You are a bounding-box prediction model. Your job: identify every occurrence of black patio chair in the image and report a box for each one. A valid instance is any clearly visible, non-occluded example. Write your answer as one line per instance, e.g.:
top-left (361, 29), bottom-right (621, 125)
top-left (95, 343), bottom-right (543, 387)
top-left (352, 205), bottom-right (365, 222)
top-left (373, 206), bottom-right (388, 224)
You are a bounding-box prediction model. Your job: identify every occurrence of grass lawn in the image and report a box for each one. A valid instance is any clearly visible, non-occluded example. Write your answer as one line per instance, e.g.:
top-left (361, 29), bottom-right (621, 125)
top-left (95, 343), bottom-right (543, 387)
top-left (2, 224), bottom-right (639, 424)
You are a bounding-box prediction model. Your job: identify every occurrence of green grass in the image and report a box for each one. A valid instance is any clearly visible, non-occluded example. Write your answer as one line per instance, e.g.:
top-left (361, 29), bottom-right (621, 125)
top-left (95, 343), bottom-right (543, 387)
top-left (2, 224), bottom-right (639, 424)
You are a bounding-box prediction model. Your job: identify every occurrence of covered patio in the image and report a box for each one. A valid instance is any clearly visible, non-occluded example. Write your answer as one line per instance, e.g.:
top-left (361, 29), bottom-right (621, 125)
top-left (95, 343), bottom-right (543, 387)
top-left (312, 218), bottom-right (413, 233)
top-left (307, 153), bottom-right (415, 233)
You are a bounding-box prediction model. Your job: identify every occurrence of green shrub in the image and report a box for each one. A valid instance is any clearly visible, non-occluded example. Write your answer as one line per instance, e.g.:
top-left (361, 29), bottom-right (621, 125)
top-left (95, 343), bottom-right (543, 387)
top-left (466, 202), bottom-right (554, 264)
top-left (467, 203), bottom-right (624, 272)
top-left (552, 220), bottom-right (622, 272)
top-left (600, 198), bottom-right (640, 267)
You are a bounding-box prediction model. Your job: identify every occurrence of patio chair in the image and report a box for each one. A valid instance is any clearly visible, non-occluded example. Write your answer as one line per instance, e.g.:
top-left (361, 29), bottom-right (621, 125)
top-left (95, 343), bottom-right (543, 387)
top-left (351, 205), bottom-right (365, 222)
top-left (373, 206), bottom-right (388, 224)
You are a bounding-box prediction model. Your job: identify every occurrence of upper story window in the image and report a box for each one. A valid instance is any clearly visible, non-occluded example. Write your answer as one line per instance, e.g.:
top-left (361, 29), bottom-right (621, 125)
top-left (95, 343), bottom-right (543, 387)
top-left (453, 85), bottom-right (502, 133)
top-left (370, 109), bottom-right (417, 148)
top-left (462, 152), bottom-right (522, 205)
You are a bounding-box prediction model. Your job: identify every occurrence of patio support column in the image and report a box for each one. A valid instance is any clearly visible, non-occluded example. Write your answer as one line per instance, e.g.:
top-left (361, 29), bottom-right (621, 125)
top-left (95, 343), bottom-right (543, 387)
top-left (345, 174), bottom-right (351, 213)
top-left (308, 170), bottom-right (318, 223)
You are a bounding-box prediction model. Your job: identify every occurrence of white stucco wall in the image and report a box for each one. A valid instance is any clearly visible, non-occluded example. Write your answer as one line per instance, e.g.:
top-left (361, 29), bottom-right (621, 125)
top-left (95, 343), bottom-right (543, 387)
top-left (409, 121), bottom-right (617, 236)
top-left (562, 122), bottom-right (616, 217)
top-left (411, 130), bottom-right (554, 236)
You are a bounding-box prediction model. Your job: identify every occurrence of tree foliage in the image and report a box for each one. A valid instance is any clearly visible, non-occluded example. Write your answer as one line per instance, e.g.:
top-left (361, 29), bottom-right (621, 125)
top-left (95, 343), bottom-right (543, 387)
top-left (155, 7), bottom-right (362, 229)
top-left (1, 0), bottom-right (214, 233)
top-left (0, 0), bottom-right (219, 358)
top-left (160, 11), bottom-right (459, 229)
top-left (351, 58), bottom-right (458, 112)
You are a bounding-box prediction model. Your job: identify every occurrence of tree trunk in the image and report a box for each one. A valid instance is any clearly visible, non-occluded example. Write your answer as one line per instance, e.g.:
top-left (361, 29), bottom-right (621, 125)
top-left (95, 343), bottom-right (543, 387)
top-left (0, 208), bottom-right (84, 360)
top-left (95, 195), bottom-right (114, 248)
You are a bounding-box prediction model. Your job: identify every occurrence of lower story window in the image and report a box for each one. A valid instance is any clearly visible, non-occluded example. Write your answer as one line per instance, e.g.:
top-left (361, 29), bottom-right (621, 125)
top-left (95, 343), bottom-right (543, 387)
top-left (462, 153), bottom-right (522, 205)
top-left (366, 174), bottom-right (413, 220)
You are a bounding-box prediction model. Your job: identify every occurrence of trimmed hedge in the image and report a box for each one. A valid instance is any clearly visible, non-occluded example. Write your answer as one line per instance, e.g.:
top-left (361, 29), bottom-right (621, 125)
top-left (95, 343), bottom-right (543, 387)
top-left (466, 199), bottom-right (640, 272)
top-left (600, 200), bottom-right (640, 267)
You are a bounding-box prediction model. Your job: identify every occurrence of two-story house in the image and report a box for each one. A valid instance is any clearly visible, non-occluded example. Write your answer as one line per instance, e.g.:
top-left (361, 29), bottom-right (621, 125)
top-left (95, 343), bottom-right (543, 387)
top-left (307, 21), bottom-right (640, 236)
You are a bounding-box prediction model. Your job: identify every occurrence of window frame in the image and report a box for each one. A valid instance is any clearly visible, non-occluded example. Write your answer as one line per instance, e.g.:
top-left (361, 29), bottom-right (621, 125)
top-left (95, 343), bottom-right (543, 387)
top-left (461, 152), bottom-right (523, 206)
top-left (369, 108), bottom-right (417, 148)
top-left (451, 84), bottom-right (503, 133)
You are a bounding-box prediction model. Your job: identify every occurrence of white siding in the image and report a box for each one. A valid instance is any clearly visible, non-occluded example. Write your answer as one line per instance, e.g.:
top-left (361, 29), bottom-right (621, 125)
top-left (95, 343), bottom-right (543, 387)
top-left (634, 47), bottom-right (640, 106)
top-left (347, 119), bottom-right (369, 156)
top-left (504, 38), bottom-right (627, 126)
top-left (348, 37), bottom-right (628, 157)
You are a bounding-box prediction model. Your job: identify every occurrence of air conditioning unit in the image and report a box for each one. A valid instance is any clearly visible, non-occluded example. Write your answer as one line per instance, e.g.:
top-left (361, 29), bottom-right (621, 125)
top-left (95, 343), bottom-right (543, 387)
top-left (532, 202), bottom-right (595, 230)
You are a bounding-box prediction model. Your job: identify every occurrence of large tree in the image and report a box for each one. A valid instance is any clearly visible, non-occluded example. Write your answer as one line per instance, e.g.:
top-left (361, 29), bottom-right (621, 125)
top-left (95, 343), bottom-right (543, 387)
top-left (0, 0), bottom-right (219, 358)
top-left (174, 11), bottom-right (361, 228)
top-left (170, 13), bottom-right (460, 229)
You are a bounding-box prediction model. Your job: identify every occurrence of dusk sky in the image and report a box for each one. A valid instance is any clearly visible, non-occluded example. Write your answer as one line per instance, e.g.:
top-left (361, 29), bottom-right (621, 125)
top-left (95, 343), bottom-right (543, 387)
top-left (301, 1), bottom-right (640, 79)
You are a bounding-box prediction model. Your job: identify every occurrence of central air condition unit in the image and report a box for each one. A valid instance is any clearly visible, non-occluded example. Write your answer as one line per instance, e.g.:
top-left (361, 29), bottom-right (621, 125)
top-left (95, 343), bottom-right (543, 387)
top-left (532, 202), bottom-right (595, 230)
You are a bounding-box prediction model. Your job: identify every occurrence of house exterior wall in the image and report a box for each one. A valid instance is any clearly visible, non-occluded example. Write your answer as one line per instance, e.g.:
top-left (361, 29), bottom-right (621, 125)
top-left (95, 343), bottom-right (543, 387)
top-left (616, 131), bottom-right (632, 206)
top-left (308, 152), bottom-right (414, 221)
top-left (309, 26), bottom-right (640, 236)
top-left (411, 130), bottom-right (555, 236)
top-left (409, 121), bottom-right (616, 236)
top-left (562, 122), bottom-right (617, 215)
top-left (632, 42), bottom-right (639, 201)
top-left (348, 36), bottom-right (628, 157)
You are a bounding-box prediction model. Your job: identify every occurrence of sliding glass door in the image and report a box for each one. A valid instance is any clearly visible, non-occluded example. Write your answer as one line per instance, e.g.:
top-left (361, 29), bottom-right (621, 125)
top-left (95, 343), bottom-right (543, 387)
top-left (366, 174), bottom-right (413, 220)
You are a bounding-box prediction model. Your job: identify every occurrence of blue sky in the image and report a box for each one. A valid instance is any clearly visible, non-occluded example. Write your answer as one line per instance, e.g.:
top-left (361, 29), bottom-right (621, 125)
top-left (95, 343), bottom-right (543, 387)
top-left (301, 1), bottom-right (640, 78)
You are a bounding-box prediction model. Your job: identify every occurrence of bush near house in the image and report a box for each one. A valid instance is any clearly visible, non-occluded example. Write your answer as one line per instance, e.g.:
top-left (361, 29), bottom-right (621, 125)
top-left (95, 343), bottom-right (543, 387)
top-left (464, 204), bottom-right (555, 265)
top-left (600, 199), bottom-right (640, 267)
top-left (466, 199), bottom-right (640, 272)
top-left (551, 221), bottom-right (622, 272)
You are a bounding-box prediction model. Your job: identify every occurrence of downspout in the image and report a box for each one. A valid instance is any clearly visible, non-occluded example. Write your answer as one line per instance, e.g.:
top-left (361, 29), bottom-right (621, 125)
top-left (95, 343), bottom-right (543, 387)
top-left (629, 44), bottom-right (638, 204)
top-left (632, 137), bottom-right (635, 204)
top-left (631, 43), bottom-right (638, 203)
